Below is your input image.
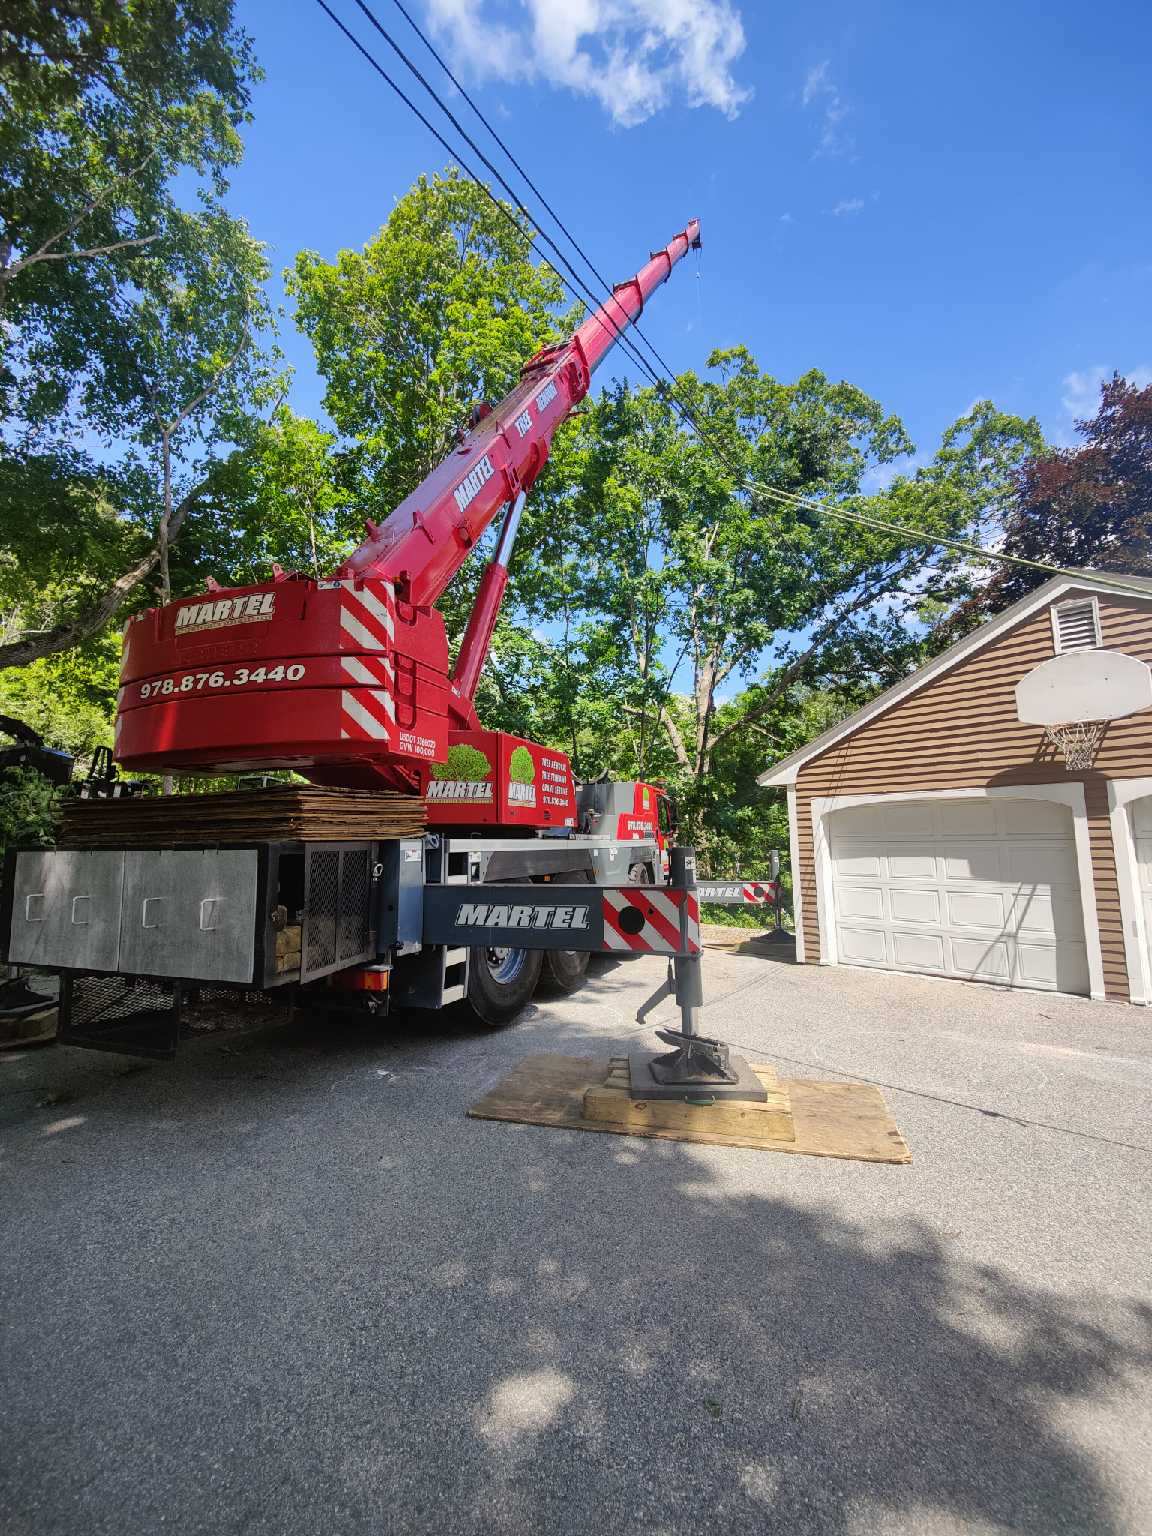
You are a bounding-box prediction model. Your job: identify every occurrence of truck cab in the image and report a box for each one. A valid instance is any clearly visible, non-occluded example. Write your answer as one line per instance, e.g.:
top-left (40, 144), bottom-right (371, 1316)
top-left (575, 780), bottom-right (678, 882)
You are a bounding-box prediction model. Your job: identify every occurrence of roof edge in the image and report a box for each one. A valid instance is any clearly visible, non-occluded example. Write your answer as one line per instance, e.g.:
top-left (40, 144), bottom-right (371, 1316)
top-left (757, 573), bottom-right (1152, 787)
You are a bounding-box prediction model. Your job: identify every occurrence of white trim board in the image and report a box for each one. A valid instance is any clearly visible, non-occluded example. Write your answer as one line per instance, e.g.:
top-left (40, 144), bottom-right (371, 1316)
top-left (787, 783), bottom-right (805, 962)
top-left (1107, 777), bottom-right (1152, 1007)
top-left (758, 574), bottom-right (1152, 788)
top-left (808, 785), bottom-right (1106, 1001)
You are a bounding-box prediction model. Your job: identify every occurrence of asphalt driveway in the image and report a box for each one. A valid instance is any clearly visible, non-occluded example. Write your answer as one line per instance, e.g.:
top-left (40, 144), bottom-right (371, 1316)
top-left (2, 945), bottom-right (1150, 1535)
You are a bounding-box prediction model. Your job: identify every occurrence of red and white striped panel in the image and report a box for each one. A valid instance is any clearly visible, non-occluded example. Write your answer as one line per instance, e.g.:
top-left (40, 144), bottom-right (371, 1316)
top-left (339, 581), bottom-right (396, 652)
top-left (602, 888), bottom-right (701, 955)
top-left (339, 687), bottom-right (394, 742)
top-left (743, 882), bottom-right (776, 904)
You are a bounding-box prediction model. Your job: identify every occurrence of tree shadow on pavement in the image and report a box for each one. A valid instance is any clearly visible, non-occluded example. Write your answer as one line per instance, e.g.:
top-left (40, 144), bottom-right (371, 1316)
top-left (390, 1134), bottom-right (1151, 1536)
top-left (2, 1010), bottom-right (1150, 1535)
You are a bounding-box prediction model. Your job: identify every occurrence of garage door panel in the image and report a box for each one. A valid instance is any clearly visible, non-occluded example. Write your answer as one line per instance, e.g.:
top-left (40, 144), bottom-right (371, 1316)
top-left (1011, 889), bottom-right (1077, 938)
top-left (1000, 800), bottom-right (1074, 838)
top-left (939, 801), bottom-right (998, 839)
top-left (891, 930), bottom-right (947, 970)
top-left (949, 935), bottom-right (1012, 980)
top-left (881, 804), bottom-right (937, 840)
top-left (836, 885), bottom-right (886, 920)
top-left (942, 844), bottom-right (1003, 882)
top-left (1133, 800), bottom-right (1152, 836)
top-left (887, 849), bottom-right (938, 879)
top-left (945, 888), bottom-right (1009, 930)
top-left (834, 848), bottom-right (885, 878)
top-left (1015, 941), bottom-right (1088, 992)
top-left (837, 926), bottom-right (890, 964)
top-left (828, 798), bottom-right (1087, 997)
top-left (1003, 843), bottom-right (1078, 885)
top-left (889, 887), bottom-right (940, 924)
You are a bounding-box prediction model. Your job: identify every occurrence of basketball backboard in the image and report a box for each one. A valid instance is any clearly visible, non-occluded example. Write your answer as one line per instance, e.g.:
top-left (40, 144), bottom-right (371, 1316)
top-left (1015, 648), bottom-right (1152, 725)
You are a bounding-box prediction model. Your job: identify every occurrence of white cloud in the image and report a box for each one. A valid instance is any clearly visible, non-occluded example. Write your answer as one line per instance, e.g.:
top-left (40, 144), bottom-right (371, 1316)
top-left (779, 211), bottom-right (794, 223)
top-left (423, 0), bottom-right (751, 128)
top-left (801, 58), bottom-right (851, 156)
top-left (830, 197), bottom-right (864, 216)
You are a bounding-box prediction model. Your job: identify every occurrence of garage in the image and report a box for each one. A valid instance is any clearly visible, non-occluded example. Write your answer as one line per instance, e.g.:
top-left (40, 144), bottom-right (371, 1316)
top-left (828, 798), bottom-right (1090, 994)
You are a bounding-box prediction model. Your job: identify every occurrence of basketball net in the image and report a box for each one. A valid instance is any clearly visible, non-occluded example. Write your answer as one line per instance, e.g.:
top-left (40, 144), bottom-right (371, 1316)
top-left (1044, 720), bottom-right (1107, 771)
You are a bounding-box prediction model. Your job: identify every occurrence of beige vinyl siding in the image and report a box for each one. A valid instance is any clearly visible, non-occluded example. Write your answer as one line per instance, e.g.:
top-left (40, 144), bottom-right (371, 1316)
top-left (794, 591), bottom-right (1152, 1000)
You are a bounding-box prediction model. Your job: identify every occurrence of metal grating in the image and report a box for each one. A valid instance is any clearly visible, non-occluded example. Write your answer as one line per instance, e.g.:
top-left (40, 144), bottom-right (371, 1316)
top-left (300, 844), bottom-right (374, 982)
top-left (303, 849), bottom-right (340, 974)
top-left (337, 847), bottom-right (371, 962)
top-left (60, 973), bottom-right (180, 1058)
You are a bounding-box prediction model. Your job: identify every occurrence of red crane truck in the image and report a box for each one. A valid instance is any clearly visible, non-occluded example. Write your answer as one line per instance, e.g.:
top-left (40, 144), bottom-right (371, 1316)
top-left (2, 218), bottom-right (771, 1057)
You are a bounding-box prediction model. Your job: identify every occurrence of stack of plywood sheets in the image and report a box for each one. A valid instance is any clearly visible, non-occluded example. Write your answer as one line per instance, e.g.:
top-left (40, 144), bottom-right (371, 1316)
top-left (57, 787), bottom-right (426, 848)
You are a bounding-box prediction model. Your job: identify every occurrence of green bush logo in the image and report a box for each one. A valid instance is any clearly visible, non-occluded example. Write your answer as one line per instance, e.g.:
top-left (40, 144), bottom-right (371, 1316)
top-left (508, 746), bottom-right (536, 783)
top-left (430, 744), bottom-right (493, 781)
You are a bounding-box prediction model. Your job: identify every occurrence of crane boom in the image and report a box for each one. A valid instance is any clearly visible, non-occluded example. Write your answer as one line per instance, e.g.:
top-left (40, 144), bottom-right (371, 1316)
top-left (114, 218), bottom-right (700, 797)
top-left (337, 219), bottom-right (700, 606)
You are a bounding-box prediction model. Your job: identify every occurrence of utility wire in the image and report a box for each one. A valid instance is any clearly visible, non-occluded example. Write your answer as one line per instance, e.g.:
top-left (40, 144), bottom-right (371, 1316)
top-left (381, 0), bottom-right (683, 391)
top-left (339, 0), bottom-right (676, 397)
top-left (316, 0), bottom-right (1152, 604)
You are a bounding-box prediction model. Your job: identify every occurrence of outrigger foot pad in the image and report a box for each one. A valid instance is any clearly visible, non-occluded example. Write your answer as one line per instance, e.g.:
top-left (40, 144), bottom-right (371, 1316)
top-left (628, 1028), bottom-right (768, 1104)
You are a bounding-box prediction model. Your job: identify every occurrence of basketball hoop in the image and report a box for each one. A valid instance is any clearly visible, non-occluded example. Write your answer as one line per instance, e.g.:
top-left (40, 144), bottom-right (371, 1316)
top-left (1043, 720), bottom-right (1107, 771)
top-left (1015, 648), bottom-right (1152, 774)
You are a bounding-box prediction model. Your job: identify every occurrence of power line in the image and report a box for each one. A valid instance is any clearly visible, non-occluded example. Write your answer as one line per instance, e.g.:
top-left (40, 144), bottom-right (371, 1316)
top-left (338, 0), bottom-right (675, 398)
top-left (314, 0), bottom-right (1152, 605)
top-left (381, 0), bottom-right (682, 390)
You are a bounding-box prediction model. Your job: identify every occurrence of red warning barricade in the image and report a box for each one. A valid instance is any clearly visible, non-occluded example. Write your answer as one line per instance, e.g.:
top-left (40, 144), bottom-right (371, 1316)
top-left (602, 888), bottom-right (701, 955)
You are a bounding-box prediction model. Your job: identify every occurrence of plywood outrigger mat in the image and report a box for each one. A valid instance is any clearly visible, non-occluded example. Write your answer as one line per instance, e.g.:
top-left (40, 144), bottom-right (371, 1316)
top-left (467, 1054), bottom-right (911, 1164)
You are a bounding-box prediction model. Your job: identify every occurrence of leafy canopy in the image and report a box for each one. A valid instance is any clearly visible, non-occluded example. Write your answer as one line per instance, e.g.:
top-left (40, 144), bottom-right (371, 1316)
top-left (288, 169), bottom-right (576, 510)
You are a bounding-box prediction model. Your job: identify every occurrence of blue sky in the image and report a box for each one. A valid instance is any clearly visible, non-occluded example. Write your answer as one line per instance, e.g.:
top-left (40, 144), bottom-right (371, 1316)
top-left (230, 0), bottom-right (1151, 467)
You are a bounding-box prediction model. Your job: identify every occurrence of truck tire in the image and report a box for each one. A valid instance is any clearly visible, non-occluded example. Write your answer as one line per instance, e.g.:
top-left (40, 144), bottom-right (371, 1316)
top-left (537, 871), bottom-right (592, 997)
top-left (467, 945), bottom-right (543, 1027)
top-left (541, 946), bottom-right (590, 995)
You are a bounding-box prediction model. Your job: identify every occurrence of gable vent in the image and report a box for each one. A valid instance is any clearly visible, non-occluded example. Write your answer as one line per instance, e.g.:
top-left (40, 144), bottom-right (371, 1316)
top-left (1052, 597), bottom-right (1101, 653)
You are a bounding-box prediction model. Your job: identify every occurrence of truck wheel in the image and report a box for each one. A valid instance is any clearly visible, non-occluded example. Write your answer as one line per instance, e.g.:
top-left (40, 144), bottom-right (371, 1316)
top-left (541, 947), bottom-right (590, 995)
top-left (467, 946), bottom-right (543, 1027)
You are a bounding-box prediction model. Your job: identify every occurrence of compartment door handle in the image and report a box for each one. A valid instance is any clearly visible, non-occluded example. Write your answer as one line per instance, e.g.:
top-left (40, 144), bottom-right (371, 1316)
top-left (141, 896), bottom-right (165, 929)
top-left (24, 893), bottom-right (45, 921)
top-left (199, 897), bottom-right (222, 932)
top-left (70, 895), bottom-right (91, 926)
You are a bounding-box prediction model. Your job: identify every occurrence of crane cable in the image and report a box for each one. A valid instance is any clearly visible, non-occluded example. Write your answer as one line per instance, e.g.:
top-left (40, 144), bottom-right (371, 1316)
top-left (316, 0), bottom-right (1152, 605)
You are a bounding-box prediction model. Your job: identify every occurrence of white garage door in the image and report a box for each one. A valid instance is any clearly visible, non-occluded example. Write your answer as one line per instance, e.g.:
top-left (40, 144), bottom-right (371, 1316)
top-left (1133, 799), bottom-right (1152, 994)
top-left (829, 798), bottom-right (1089, 994)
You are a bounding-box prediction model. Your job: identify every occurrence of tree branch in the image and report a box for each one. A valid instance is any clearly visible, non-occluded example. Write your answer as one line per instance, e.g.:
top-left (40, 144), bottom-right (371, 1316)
top-left (10, 233), bottom-right (161, 273)
top-left (623, 702), bottom-right (690, 771)
top-left (0, 481), bottom-right (207, 671)
top-left (0, 713), bottom-right (45, 747)
top-left (705, 555), bottom-right (924, 755)
top-left (2, 145), bottom-right (161, 281)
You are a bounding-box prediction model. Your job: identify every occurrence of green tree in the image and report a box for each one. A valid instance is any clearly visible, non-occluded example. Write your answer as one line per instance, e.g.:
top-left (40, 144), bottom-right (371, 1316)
top-left (0, 1), bottom-right (277, 671)
top-left (288, 168), bottom-right (576, 514)
top-left (522, 350), bottom-right (1039, 854)
top-left (431, 743), bottom-right (492, 780)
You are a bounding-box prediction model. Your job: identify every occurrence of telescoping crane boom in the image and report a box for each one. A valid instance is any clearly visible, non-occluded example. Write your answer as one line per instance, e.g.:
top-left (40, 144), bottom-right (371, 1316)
top-left (116, 219), bottom-right (702, 820)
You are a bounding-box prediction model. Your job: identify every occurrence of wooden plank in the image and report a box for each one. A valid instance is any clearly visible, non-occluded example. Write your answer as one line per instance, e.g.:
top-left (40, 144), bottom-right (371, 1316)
top-left (57, 787), bottom-right (426, 848)
top-left (468, 1054), bottom-right (911, 1164)
top-left (582, 1056), bottom-right (795, 1142)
